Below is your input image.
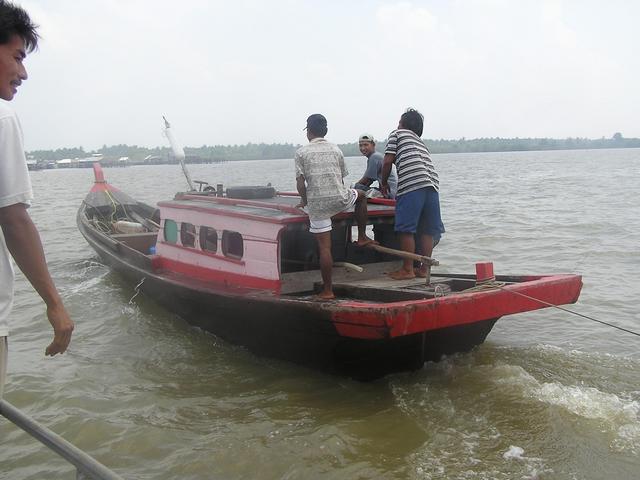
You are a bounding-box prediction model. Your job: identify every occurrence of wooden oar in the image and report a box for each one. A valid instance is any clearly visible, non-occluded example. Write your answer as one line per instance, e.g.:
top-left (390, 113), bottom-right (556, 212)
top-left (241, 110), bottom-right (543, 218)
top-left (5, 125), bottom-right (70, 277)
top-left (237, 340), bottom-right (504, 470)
top-left (366, 243), bottom-right (439, 266)
top-left (366, 243), bottom-right (437, 285)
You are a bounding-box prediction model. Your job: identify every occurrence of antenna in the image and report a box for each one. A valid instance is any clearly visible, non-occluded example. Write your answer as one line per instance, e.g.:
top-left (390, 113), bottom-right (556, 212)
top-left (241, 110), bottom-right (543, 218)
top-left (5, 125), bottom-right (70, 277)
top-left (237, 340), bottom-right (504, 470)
top-left (163, 116), bottom-right (194, 191)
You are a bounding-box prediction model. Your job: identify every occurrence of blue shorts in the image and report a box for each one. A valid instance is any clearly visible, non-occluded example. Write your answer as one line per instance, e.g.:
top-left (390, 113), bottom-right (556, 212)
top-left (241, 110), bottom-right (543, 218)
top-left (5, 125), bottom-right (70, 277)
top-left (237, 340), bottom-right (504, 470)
top-left (395, 187), bottom-right (445, 242)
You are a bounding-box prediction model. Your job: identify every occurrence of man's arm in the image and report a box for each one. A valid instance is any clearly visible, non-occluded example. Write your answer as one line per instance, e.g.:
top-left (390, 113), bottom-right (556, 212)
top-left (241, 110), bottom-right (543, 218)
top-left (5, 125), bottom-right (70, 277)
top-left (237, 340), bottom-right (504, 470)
top-left (355, 176), bottom-right (373, 188)
top-left (0, 204), bottom-right (74, 356)
top-left (357, 155), bottom-right (377, 188)
top-left (296, 175), bottom-right (307, 208)
top-left (380, 153), bottom-right (396, 197)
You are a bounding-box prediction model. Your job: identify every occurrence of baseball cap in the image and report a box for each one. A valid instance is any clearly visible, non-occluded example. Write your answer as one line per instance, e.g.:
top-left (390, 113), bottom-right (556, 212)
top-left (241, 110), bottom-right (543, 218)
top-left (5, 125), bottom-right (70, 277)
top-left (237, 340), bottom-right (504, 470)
top-left (304, 114), bottom-right (327, 131)
top-left (358, 133), bottom-right (375, 143)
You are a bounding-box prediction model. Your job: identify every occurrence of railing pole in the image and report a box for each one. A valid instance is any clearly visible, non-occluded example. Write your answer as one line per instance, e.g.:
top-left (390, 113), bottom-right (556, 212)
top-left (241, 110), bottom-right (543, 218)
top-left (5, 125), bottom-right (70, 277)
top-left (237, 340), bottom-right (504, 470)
top-left (0, 399), bottom-right (124, 480)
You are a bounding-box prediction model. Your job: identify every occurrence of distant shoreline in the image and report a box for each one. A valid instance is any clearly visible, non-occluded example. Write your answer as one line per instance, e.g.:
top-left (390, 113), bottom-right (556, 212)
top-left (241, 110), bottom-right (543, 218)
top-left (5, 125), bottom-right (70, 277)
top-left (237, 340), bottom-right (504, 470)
top-left (26, 136), bottom-right (639, 166)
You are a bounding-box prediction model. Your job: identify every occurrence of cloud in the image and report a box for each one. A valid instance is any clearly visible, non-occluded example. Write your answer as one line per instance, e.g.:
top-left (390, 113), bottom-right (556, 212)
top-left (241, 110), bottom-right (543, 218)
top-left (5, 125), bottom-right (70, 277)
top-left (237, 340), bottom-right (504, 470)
top-left (11, 0), bottom-right (640, 150)
top-left (541, 0), bottom-right (578, 49)
top-left (376, 2), bottom-right (438, 37)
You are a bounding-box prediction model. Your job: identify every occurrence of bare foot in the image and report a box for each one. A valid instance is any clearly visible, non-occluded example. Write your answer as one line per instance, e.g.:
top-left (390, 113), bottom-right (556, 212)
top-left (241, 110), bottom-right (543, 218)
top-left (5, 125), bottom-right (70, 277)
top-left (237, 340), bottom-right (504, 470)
top-left (414, 268), bottom-right (428, 278)
top-left (355, 237), bottom-right (378, 247)
top-left (388, 269), bottom-right (416, 280)
top-left (313, 292), bottom-right (336, 301)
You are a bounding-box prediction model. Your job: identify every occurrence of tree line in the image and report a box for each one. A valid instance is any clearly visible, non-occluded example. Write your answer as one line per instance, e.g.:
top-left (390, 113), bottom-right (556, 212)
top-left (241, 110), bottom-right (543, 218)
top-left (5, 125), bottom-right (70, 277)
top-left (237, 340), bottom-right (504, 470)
top-left (27, 133), bottom-right (640, 164)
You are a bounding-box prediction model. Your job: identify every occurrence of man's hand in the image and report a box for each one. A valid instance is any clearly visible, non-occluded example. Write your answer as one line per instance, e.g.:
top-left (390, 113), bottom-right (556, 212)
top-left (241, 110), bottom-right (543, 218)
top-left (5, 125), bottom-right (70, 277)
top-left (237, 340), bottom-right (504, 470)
top-left (45, 303), bottom-right (74, 356)
top-left (296, 175), bottom-right (308, 210)
top-left (380, 153), bottom-right (395, 199)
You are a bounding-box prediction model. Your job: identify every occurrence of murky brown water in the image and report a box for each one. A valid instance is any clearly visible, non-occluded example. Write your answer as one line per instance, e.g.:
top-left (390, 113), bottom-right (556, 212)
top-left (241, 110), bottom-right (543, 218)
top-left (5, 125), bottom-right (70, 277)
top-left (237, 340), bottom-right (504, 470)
top-left (2, 148), bottom-right (639, 479)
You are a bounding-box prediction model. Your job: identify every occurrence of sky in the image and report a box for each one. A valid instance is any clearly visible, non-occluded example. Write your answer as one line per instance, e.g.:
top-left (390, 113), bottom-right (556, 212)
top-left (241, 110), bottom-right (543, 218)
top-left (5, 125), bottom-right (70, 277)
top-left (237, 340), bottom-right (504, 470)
top-left (9, 0), bottom-right (640, 151)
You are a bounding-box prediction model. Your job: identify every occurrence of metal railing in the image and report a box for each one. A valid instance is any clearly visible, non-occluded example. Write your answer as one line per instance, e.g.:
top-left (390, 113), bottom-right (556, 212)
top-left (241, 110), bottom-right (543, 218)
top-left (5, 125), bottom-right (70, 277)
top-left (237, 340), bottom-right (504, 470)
top-left (0, 399), bottom-right (124, 480)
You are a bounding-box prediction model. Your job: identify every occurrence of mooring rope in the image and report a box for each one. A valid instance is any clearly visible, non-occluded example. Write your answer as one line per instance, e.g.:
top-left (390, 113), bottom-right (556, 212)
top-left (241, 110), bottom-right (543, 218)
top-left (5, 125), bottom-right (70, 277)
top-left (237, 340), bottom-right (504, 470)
top-left (468, 278), bottom-right (640, 337)
top-left (501, 286), bottom-right (640, 337)
top-left (129, 277), bottom-right (146, 304)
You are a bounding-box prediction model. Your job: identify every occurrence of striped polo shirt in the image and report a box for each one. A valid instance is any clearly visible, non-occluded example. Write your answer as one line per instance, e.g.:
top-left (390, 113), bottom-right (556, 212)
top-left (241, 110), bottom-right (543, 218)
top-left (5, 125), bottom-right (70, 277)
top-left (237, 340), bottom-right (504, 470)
top-left (385, 129), bottom-right (439, 196)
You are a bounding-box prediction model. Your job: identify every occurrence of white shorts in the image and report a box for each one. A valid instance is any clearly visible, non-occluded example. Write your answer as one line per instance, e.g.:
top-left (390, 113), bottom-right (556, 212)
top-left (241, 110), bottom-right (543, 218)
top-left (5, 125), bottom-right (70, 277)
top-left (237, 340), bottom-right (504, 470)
top-left (309, 189), bottom-right (359, 234)
top-left (0, 336), bottom-right (7, 399)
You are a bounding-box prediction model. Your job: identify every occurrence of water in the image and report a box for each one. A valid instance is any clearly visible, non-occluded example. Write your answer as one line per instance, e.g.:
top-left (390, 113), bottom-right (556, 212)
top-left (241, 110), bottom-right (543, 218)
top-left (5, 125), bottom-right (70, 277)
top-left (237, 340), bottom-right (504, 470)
top-left (1, 148), bottom-right (639, 479)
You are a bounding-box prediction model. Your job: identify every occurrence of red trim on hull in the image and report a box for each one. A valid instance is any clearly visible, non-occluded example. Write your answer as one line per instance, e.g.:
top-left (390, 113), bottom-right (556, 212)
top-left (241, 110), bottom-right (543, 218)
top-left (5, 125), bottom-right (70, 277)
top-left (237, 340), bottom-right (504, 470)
top-left (90, 162), bottom-right (122, 193)
top-left (367, 197), bottom-right (396, 207)
top-left (157, 256), bottom-right (281, 292)
top-left (329, 274), bottom-right (583, 339)
top-left (92, 162), bottom-right (105, 183)
top-left (90, 182), bottom-right (122, 193)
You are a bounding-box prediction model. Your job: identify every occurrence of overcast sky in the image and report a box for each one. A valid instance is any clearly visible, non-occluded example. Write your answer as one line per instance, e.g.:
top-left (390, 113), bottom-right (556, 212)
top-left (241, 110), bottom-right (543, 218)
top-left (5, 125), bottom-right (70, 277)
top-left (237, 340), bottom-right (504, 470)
top-left (9, 0), bottom-right (640, 151)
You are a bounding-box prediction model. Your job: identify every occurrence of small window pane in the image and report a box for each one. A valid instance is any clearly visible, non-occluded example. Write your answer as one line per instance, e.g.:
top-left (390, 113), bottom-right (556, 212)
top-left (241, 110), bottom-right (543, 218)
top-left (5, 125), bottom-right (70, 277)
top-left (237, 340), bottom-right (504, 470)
top-left (164, 219), bottom-right (178, 244)
top-left (222, 230), bottom-right (243, 259)
top-left (180, 222), bottom-right (196, 248)
top-left (200, 226), bottom-right (218, 253)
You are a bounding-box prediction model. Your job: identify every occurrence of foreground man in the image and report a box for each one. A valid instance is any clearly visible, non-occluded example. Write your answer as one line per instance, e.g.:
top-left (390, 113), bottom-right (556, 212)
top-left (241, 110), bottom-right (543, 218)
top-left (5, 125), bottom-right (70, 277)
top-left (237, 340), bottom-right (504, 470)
top-left (381, 108), bottom-right (444, 280)
top-left (0, 0), bottom-right (74, 398)
top-left (295, 114), bottom-right (374, 300)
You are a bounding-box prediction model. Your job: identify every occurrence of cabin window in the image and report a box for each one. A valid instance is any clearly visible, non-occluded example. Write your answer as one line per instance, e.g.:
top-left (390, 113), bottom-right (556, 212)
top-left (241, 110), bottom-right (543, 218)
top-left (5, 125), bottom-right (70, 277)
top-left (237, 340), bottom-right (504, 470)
top-left (200, 226), bottom-right (218, 253)
top-left (180, 222), bottom-right (197, 248)
top-left (163, 219), bottom-right (178, 244)
top-left (222, 230), bottom-right (244, 259)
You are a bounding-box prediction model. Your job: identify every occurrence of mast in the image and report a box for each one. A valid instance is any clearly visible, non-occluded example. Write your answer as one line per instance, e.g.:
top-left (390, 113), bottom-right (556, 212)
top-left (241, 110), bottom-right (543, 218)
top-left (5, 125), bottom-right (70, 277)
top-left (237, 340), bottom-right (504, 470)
top-left (163, 116), bottom-right (195, 191)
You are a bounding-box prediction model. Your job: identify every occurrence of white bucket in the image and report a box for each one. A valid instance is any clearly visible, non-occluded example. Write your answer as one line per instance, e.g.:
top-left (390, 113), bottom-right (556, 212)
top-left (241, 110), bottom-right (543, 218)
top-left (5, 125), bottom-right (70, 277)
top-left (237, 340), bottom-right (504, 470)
top-left (113, 220), bottom-right (145, 234)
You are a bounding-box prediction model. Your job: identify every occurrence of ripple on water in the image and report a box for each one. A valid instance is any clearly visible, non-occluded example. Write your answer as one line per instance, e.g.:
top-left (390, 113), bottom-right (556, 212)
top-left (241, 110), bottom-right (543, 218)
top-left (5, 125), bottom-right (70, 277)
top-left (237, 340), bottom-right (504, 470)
top-left (388, 343), bottom-right (640, 479)
top-left (3, 151), bottom-right (639, 479)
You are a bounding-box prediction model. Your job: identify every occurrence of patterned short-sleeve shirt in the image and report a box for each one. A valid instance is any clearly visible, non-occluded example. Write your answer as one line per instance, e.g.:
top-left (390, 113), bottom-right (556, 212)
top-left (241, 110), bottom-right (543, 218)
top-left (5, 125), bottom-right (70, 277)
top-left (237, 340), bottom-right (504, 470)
top-left (385, 129), bottom-right (439, 196)
top-left (295, 138), bottom-right (351, 220)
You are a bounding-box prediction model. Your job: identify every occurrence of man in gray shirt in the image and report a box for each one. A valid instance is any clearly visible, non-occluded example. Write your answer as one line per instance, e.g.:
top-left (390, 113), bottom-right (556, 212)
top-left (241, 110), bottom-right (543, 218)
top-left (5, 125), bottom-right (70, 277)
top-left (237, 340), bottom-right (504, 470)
top-left (354, 134), bottom-right (398, 199)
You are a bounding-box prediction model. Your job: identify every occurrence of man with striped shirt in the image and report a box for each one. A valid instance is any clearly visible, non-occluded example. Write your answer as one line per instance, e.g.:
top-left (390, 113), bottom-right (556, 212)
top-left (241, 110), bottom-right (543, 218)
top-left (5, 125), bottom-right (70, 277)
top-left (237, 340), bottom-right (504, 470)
top-left (380, 108), bottom-right (444, 280)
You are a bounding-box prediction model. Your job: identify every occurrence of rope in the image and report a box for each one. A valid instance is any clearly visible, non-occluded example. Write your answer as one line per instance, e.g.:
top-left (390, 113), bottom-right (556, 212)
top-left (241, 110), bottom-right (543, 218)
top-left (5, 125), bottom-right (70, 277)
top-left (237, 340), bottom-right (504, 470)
top-left (468, 279), bottom-right (640, 338)
top-left (433, 284), bottom-right (447, 298)
top-left (463, 276), bottom-right (506, 293)
top-left (498, 285), bottom-right (640, 338)
top-left (129, 277), bottom-right (145, 304)
top-left (104, 189), bottom-right (119, 224)
top-left (104, 189), bottom-right (134, 226)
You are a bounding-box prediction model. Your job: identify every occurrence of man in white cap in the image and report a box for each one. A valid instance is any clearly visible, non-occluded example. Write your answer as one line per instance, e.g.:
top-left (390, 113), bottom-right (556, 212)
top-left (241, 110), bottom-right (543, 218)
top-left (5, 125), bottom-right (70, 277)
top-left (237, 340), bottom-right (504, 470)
top-left (354, 134), bottom-right (397, 199)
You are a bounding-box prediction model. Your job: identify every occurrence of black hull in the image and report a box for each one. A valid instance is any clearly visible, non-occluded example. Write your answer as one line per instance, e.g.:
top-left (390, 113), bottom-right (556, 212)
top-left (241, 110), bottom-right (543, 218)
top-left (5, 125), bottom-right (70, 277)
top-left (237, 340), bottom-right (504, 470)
top-left (77, 209), bottom-right (497, 380)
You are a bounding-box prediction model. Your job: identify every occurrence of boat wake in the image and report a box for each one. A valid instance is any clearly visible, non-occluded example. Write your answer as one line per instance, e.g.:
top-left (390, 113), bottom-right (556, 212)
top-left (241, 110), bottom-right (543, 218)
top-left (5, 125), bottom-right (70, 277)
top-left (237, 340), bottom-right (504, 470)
top-left (492, 362), bottom-right (640, 455)
top-left (389, 346), bottom-right (639, 478)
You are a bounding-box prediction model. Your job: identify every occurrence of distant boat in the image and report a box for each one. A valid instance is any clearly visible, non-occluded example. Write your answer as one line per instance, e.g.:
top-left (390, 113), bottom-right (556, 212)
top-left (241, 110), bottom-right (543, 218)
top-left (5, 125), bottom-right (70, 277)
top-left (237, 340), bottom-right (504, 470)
top-left (77, 162), bottom-right (582, 380)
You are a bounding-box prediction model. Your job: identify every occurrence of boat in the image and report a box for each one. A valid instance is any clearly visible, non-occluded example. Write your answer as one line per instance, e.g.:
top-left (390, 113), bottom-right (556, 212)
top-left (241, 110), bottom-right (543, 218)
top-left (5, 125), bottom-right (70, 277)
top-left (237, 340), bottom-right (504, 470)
top-left (76, 124), bottom-right (583, 380)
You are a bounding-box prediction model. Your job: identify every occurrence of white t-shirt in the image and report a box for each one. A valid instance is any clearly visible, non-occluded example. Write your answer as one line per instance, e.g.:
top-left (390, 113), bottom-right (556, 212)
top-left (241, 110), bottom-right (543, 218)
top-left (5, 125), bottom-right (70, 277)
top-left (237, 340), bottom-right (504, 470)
top-left (0, 101), bottom-right (33, 337)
